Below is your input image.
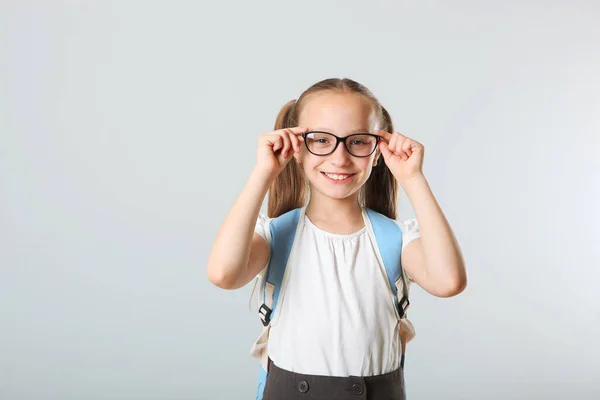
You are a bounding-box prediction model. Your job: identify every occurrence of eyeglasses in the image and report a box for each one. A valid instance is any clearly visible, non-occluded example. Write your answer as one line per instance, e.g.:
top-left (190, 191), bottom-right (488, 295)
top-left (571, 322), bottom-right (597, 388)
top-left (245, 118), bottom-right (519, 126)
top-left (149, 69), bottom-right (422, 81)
top-left (301, 131), bottom-right (381, 157)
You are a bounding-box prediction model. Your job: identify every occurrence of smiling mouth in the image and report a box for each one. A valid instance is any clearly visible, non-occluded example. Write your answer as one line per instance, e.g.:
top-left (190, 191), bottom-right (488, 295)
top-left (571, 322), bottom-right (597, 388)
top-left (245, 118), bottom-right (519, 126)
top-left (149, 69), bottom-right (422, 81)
top-left (321, 172), bottom-right (356, 182)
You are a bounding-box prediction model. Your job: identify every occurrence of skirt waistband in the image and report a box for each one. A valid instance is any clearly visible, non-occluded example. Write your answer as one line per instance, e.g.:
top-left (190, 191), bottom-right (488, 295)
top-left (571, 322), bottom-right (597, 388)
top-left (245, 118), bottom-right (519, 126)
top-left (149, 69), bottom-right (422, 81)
top-left (263, 359), bottom-right (405, 400)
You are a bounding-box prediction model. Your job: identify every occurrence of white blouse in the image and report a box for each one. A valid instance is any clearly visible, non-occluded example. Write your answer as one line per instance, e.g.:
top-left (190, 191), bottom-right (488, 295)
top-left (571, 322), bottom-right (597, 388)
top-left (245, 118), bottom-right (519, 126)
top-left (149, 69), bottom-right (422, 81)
top-left (253, 208), bottom-right (420, 377)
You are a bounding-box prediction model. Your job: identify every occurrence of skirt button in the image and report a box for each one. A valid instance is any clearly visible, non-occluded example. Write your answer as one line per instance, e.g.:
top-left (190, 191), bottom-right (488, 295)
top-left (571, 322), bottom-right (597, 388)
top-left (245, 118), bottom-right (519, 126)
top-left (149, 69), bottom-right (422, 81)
top-left (352, 383), bottom-right (364, 395)
top-left (298, 380), bottom-right (309, 393)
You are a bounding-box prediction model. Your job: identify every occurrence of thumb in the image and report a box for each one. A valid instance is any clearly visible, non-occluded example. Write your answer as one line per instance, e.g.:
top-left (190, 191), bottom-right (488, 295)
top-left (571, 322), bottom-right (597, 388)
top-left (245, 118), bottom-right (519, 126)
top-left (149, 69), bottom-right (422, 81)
top-left (379, 141), bottom-right (393, 161)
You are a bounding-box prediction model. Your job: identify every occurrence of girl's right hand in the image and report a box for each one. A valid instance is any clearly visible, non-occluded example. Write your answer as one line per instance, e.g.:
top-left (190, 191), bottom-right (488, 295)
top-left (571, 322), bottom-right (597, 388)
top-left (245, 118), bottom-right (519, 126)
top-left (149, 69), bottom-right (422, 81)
top-left (255, 126), bottom-right (308, 179)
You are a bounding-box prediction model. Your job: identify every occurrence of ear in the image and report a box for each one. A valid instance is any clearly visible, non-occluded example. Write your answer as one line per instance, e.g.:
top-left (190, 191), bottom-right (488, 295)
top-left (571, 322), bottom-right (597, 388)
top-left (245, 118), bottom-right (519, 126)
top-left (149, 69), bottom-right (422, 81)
top-left (294, 152), bottom-right (302, 164)
top-left (372, 149), bottom-right (381, 167)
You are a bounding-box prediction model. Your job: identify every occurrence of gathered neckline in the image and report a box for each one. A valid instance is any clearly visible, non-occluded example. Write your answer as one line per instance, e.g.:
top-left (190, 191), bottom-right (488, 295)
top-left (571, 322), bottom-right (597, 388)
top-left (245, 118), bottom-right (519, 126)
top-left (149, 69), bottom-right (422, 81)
top-left (303, 212), bottom-right (367, 240)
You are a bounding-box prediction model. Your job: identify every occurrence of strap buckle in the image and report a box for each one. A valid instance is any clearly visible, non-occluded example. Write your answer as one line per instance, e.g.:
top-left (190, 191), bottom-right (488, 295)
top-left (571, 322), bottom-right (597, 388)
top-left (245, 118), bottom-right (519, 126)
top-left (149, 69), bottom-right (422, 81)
top-left (259, 303), bottom-right (272, 326)
top-left (398, 295), bottom-right (410, 318)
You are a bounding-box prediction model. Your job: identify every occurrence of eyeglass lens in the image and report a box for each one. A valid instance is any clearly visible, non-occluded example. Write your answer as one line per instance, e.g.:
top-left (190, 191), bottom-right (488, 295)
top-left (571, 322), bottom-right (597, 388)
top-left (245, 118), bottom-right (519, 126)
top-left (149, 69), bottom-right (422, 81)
top-left (305, 132), bottom-right (377, 156)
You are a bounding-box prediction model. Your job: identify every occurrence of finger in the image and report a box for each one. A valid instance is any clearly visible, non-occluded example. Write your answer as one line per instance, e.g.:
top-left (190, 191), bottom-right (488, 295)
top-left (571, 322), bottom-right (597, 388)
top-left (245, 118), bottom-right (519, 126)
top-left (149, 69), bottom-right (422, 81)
top-left (279, 131), bottom-right (291, 158)
top-left (284, 129), bottom-right (301, 153)
top-left (389, 133), bottom-right (399, 155)
top-left (373, 130), bottom-right (392, 142)
top-left (281, 128), bottom-right (293, 158)
top-left (394, 131), bottom-right (407, 141)
top-left (280, 126), bottom-right (309, 136)
top-left (378, 140), bottom-right (393, 160)
top-left (393, 133), bottom-right (409, 160)
top-left (401, 138), bottom-right (413, 158)
top-left (272, 135), bottom-right (283, 152)
top-left (398, 139), bottom-right (408, 160)
top-left (295, 133), bottom-right (303, 152)
top-left (293, 131), bottom-right (303, 153)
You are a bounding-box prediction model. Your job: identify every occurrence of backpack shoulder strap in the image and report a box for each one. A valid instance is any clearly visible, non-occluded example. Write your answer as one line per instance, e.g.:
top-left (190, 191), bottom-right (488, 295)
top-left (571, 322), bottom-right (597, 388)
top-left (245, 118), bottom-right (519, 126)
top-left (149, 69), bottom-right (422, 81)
top-left (364, 208), bottom-right (410, 319)
top-left (258, 207), bottom-right (302, 326)
top-left (365, 208), bottom-right (414, 368)
top-left (255, 207), bottom-right (302, 400)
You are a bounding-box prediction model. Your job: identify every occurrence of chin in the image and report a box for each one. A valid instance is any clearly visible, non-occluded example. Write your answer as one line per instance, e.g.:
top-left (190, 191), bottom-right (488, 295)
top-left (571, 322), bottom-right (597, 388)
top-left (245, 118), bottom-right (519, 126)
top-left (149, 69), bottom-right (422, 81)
top-left (309, 172), bottom-right (364, 200)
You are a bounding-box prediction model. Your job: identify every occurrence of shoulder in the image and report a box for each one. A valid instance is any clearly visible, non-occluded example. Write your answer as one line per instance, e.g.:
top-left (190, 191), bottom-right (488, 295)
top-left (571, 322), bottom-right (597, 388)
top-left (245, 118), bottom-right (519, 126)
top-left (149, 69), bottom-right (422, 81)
top-left (256, 212), bottom-right (272, 226)
top-left (394, 218), bottom-right (420, 250)
top-left (254, 207), bottom-right (303, 246)
top-left (254, 212), bottom-right (273, 245)
top-left (364, 208), bottom-right (419, 238)
top-left (395, 218), bottom-right (419, 236)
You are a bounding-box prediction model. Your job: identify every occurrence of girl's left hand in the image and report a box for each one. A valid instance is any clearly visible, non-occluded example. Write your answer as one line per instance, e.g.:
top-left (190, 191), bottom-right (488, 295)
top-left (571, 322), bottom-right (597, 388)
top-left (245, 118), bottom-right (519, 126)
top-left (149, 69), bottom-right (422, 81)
top-left (374, 130), bottom-right (424, 184)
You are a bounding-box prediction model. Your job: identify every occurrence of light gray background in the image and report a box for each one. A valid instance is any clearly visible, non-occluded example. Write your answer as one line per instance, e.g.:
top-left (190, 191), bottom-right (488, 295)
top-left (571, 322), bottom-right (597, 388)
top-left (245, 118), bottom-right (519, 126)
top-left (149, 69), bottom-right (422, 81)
top-left (1, 1), bottom-right (599, 399)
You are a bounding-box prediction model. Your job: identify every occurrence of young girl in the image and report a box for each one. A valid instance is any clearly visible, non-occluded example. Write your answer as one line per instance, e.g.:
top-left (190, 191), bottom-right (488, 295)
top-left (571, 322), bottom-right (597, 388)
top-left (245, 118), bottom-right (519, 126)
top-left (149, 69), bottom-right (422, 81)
top-left (207, 78), bottom-right (467, 399)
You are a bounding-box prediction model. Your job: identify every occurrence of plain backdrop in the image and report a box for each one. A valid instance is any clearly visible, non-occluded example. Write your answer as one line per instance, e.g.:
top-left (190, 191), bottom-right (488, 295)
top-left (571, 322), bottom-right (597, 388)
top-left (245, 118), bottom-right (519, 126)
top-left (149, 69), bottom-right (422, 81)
top-left (1, 1), bottom-right (599, 399)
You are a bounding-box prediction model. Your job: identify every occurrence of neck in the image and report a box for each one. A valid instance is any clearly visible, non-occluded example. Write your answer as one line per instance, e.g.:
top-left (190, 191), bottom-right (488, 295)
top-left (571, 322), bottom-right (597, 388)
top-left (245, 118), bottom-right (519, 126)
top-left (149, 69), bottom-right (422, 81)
top-left (305, 188), bottom-right (363, 224)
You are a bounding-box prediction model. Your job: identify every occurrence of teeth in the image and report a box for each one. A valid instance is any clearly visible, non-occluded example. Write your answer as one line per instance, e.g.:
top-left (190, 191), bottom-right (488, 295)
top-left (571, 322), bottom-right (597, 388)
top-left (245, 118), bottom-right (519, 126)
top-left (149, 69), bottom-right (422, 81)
top-left (324, 173), bottom-right (352, 180)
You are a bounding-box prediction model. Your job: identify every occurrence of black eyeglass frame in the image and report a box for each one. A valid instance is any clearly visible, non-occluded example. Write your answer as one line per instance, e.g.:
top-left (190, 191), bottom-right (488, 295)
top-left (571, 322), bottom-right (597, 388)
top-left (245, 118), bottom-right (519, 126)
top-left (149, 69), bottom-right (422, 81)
top-left (301, 131), bottom-right (381, 158)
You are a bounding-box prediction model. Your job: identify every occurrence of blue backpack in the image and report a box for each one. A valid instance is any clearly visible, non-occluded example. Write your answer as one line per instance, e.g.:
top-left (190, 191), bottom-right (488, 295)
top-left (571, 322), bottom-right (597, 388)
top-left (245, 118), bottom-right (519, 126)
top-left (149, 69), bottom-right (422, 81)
top-left (250, 206), bottom-right (413, 400)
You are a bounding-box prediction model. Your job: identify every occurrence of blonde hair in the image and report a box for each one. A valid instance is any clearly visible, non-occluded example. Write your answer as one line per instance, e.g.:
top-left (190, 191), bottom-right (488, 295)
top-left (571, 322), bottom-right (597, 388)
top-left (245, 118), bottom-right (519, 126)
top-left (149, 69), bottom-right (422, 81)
top-left (267, 78), bottom-right (398, 219)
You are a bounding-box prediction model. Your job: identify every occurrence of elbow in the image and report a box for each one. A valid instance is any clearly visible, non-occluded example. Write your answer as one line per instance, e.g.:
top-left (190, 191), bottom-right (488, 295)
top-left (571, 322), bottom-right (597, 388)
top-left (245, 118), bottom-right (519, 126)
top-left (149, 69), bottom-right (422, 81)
top-left (206, 264), bottom-right (238, 290)
top-left (435, 269), bottom-right (467, 298)
top-left (448, 275), bottom-right (467, 297)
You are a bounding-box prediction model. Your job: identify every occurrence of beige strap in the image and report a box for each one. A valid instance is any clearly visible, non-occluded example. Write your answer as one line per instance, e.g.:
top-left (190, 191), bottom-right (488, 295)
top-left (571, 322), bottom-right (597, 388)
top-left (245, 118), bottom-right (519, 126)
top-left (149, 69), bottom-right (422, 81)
top-left (249, 324), bottom-right (271, 371)
top-left (264, 282), bottom-right (275, 310)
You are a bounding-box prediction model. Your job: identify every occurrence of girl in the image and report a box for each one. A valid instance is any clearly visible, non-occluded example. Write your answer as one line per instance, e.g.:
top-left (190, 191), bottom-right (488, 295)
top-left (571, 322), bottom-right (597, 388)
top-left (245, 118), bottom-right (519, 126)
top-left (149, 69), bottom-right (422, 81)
top-left (207, 78), bottom-right (467, 399)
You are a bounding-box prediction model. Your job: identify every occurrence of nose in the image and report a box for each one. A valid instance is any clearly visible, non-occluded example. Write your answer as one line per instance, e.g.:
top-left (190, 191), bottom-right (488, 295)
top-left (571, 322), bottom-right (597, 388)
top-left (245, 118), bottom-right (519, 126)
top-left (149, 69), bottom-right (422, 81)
top-left (328, 140), bottom-right (352, 167)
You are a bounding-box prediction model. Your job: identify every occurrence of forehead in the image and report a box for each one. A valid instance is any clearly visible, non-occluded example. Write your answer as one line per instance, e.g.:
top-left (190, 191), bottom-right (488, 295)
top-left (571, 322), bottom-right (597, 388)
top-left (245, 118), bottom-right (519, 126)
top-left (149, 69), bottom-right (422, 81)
top-left (298, 92), bottom-right (377, 133)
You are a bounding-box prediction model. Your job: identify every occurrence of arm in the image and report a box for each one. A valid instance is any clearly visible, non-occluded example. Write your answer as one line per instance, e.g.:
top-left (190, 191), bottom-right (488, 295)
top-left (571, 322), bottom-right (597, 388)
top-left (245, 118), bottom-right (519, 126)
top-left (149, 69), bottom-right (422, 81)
top-left (206, 168), bottom-right (271, 290)
top-left (400, 174), bottom-right (467, 298)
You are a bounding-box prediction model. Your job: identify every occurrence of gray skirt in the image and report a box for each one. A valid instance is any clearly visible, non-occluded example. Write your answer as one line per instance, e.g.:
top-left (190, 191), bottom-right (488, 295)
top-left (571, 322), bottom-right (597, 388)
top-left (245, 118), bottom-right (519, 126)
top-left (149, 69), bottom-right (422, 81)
top-left (262, 359), bottom-right (406, 400)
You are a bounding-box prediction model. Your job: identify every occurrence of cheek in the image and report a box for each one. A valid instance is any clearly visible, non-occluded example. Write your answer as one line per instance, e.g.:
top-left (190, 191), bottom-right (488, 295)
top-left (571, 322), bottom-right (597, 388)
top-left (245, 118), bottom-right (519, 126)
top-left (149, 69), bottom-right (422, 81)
top-left (357, 158), bottom-right (374, 172)
top-left (301, 153), bottom-right (321, 170)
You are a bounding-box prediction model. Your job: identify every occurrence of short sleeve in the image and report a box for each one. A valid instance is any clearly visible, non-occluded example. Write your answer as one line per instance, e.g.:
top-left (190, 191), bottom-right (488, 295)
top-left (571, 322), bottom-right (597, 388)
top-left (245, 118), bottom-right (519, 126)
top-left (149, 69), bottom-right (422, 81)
top-left (396, 218), bottom-right (420, 282)
top-left (254, 212), bottom-right (272, 248)
top-left (249, 213), bottom-right (273, 302)
top-left (396, 218), bottom-right (420, 252)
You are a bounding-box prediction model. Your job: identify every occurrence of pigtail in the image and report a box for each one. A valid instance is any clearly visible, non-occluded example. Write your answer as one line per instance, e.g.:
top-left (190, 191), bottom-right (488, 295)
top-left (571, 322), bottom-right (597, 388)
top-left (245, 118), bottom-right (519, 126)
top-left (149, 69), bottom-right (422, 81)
top-left (267, 100), bottom-right (307, 218)
top-left (361, 105), bottom-right (398, 220)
